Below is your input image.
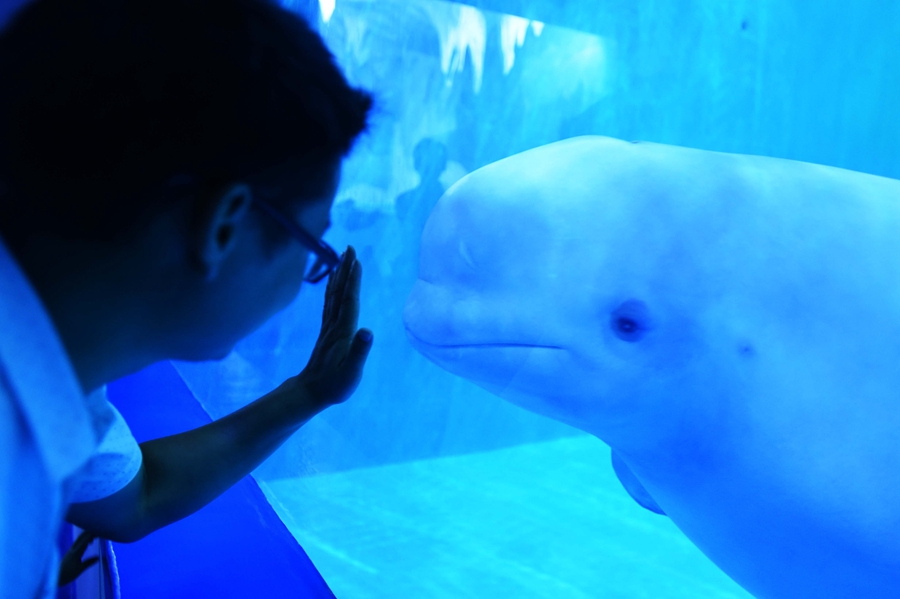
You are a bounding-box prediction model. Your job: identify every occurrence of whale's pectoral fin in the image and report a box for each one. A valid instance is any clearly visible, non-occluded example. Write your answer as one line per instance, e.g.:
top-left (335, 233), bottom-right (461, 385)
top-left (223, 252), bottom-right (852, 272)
top-left (610, 450), bottom-right (666, 516)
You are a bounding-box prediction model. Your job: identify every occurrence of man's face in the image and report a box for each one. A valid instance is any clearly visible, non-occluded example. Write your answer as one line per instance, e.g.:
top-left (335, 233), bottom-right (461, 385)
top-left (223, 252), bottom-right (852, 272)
top-left (172, 159), bottom-right (341, 362)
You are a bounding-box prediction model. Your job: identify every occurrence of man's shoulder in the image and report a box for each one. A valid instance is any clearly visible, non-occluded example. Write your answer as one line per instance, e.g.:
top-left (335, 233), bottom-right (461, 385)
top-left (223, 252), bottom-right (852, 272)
top-left (0, 237), bottom-right (97, 483)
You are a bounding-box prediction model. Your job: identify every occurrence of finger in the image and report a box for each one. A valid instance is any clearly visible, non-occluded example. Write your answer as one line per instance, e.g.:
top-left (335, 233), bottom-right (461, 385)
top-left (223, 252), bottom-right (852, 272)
top-left (72, 532), bottom-right (97, 556)
top-left (326, 247), bottom-right (354, 326)
top-left (335, 257), bottom-right (362, 336)
top-left (334, 246), bottom-right (355, 299)
top-left (342, 328), bottom-right (374, 384)
top-left (323, 248), bottom-right (348, 324)
top-left (322, 266), bottom-right (337, 326)
top-left (76, 557), bottom-right (100, 575)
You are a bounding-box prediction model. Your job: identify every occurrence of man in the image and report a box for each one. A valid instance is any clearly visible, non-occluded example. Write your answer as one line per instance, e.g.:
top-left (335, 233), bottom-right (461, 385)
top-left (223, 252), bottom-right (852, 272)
top-left (0, 0), bottom-right (374, 596)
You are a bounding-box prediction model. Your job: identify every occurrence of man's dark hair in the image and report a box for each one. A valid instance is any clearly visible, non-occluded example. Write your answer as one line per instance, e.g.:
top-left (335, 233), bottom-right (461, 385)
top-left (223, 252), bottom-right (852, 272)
top-left (0, 0), bottom-right (372, 246)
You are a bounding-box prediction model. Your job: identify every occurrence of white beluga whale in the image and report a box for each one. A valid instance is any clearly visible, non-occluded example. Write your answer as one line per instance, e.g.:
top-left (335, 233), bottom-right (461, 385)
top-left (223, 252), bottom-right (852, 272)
top-left (402, 136), bottom-right (900, 599)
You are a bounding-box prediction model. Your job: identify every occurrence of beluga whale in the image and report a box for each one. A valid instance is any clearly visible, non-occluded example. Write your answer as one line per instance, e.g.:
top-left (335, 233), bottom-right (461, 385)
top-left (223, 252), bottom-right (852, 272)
top-left (403, 136), bottom-right (900, 599)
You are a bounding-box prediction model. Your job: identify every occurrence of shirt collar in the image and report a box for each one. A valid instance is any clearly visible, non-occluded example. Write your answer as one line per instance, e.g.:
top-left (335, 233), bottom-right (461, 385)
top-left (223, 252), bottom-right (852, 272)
top-left (0, 237), bottom-right (96, 483)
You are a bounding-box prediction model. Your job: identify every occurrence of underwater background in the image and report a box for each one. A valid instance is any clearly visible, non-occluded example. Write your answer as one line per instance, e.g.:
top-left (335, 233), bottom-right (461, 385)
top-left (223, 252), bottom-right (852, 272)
top-left (154, 0), bottom-right (899, 597)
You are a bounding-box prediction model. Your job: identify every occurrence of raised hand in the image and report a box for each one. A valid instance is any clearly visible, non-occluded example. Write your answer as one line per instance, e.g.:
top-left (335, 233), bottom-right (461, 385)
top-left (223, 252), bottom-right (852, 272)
top-left (295, 245), bottom-right (373, 407)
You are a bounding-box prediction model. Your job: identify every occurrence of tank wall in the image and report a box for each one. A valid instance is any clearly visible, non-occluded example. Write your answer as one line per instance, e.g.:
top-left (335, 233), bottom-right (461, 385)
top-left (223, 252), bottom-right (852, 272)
top-left (463, 0), bottom-right (900, 177)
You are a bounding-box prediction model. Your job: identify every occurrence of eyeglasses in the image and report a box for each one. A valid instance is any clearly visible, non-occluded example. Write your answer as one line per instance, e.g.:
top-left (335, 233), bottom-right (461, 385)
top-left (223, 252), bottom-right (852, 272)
top-left (252, 196), bottom-right (340, 283)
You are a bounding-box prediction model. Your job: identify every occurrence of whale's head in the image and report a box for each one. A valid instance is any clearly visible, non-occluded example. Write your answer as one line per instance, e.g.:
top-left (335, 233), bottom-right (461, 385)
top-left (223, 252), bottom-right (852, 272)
top-left (403, 136), bottom-right (900, 599)
top-left (403, 137), bottom-right (750, 440)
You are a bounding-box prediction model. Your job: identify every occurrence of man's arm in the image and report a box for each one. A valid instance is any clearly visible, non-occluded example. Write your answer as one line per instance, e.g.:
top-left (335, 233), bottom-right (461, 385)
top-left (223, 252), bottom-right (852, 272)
top-left (66, 247), bottom-right (372, 542)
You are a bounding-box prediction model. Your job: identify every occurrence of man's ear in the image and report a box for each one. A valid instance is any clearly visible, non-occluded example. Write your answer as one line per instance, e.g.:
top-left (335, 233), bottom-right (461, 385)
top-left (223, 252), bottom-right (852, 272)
top-left (195, 183), bottom-right (253, 281)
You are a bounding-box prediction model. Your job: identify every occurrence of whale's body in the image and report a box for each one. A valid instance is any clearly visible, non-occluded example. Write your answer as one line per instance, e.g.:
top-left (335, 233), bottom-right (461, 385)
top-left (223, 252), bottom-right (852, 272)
top-left (403, 137), bottom-right (900, 599)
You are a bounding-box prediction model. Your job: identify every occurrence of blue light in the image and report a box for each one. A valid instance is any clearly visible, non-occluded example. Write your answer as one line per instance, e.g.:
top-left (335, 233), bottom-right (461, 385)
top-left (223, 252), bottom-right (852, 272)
top-left (172, 0), bottom-right (900, 596)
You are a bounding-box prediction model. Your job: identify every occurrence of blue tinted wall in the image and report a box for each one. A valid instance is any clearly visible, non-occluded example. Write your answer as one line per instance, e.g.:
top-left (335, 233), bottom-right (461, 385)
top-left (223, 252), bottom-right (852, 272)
top-left (466, 0), bottom-right (900, 177)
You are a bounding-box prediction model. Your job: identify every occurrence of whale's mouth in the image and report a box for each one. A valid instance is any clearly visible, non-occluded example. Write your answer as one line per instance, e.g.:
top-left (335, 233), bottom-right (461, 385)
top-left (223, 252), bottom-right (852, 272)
top-left (404, 328), bottom-right (564, 352)
top-left (405, 327), bottom-right (569, 396)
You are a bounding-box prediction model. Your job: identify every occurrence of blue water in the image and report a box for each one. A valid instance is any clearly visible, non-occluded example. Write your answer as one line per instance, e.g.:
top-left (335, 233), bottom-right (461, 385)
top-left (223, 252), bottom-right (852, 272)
top-left (173, 0), bottom-right (900, 596)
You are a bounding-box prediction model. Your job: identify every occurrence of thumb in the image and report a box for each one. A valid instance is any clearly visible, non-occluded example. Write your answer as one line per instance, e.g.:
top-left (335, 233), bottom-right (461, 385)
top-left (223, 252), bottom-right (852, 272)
top-left (79, 557), bottom-right (100, 574)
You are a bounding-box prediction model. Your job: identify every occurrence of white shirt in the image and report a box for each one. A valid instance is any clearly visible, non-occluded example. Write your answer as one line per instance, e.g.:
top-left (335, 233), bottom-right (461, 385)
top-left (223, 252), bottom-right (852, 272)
top-left (0, 238), bottom-right (141, 599)
top-left (68, 389), bottom-right (142, 505)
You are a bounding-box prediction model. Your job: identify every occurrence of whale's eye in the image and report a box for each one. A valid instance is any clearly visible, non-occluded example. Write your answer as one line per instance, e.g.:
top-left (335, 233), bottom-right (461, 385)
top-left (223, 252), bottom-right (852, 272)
top-left (610, 300), bottom-right (651, 342)
top-left (616, 317), bottom-right (639, 333)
